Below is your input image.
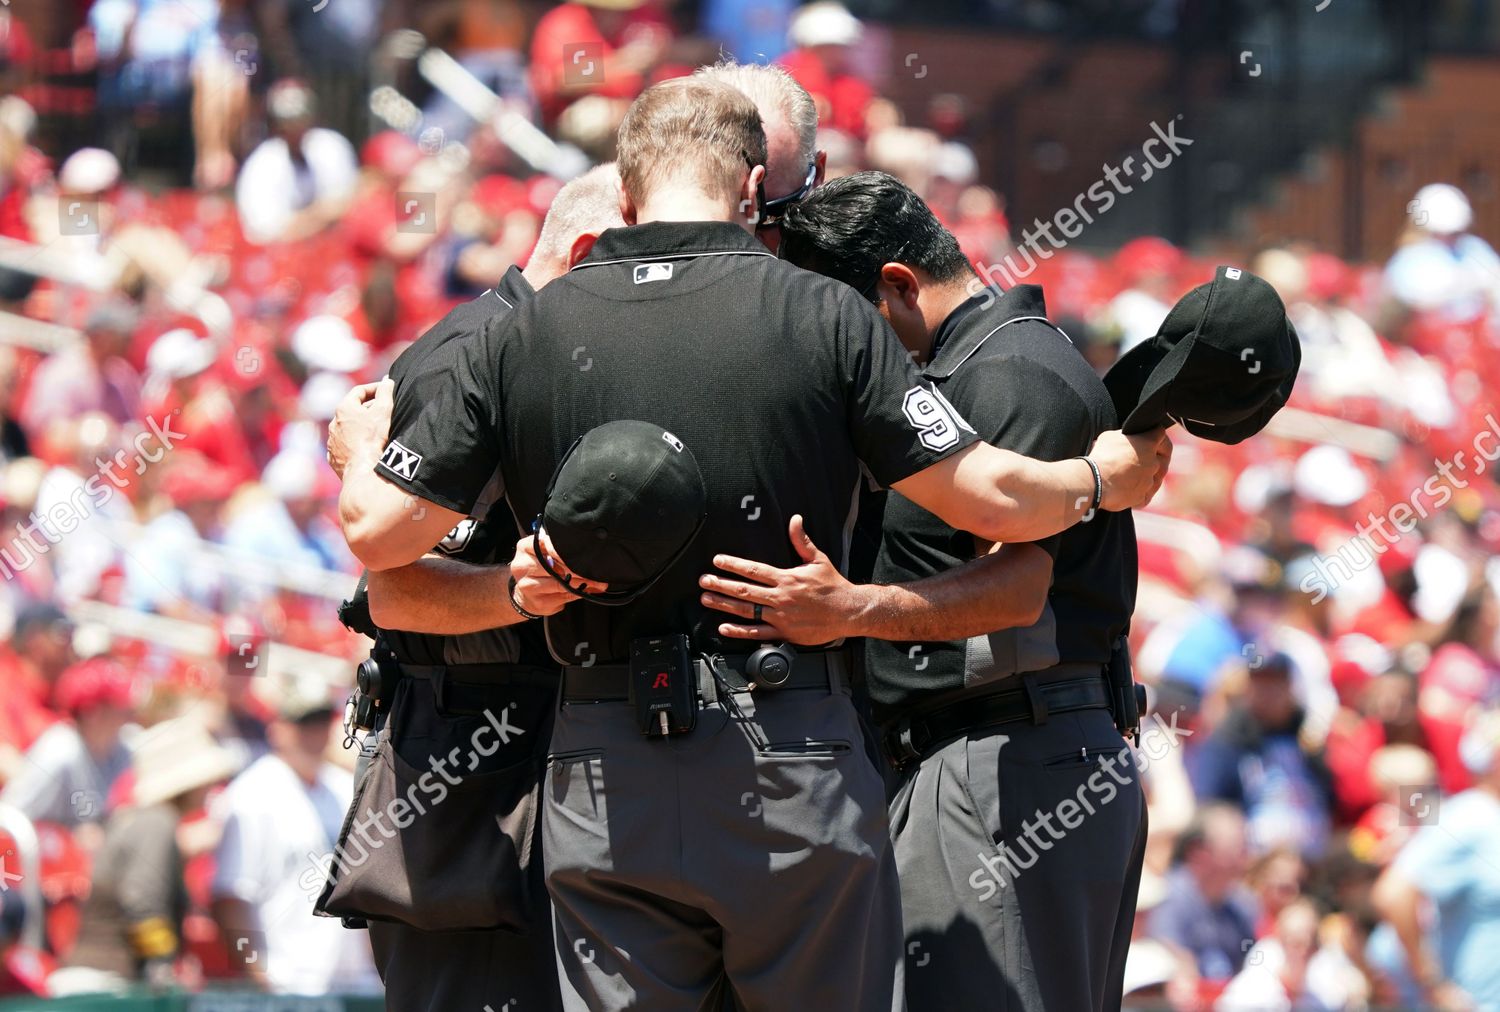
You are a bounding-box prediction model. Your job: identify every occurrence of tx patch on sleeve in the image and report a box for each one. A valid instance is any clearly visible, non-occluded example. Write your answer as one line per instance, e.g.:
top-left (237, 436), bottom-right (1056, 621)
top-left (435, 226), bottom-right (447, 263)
top-left (380, 440), bottom-right (424, 481)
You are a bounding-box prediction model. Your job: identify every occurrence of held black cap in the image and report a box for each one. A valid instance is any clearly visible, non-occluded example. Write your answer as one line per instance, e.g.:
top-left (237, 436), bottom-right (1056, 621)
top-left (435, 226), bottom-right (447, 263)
top-left (1103, 265), bottom-right (1301, 444)
top-left (540, 420), bottom-right (708, 605)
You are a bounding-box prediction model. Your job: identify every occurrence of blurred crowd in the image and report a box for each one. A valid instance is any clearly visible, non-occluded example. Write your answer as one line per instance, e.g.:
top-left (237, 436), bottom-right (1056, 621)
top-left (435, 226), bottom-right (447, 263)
top-left (0, 0), bottom-right (1499, 1007)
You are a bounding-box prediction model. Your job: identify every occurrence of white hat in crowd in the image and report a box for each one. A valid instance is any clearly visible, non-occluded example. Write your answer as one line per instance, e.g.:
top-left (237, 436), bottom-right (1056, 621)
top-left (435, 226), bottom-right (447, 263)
top-left (790, 2), bottom-right (862, 48)
top-left (0, 95), bottom-right (36, 142)
top-left (58, 147), bottom-right (122, 196)
top-left (1411, 183), bottom-right (1473, 236)
top-left (276, 673), bottom-right (339, 723)
top-left (1121, 939), bottom-right (1178, 997)
top-left (292, 315), bottom-right (369, 374)
top-left (1293, 444), bottom-right (1368, 508)
top-left (146, 328), bottom-right (217, 381)
top-left (299, 371), bottom-right (354, 422)
top-left (262, 449), bottom-right (320, 501)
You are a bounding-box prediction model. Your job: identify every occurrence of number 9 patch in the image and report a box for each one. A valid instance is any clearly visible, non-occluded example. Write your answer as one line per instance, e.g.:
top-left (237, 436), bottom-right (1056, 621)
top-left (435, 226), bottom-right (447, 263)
top-left (902, 386), bottom-right (968, 452)
top-left (435, 517), bottom-right (479, 556)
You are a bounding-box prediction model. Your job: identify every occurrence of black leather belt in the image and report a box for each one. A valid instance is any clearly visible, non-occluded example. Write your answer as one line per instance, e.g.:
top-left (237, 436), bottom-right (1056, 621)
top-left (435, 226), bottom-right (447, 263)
top-left (561, 651), bottom-right (845, 704)
top-left (399, 662), bottom-right (549, 715)
top-left (400, 661), bottom-right (520, 683)
top-left (884, 671), bottom-right (1110, 769)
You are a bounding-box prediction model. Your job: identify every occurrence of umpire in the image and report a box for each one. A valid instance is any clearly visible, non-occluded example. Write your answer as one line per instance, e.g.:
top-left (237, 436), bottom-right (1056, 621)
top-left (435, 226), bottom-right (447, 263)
top-left (339, 78), bottom-right (1169, 1011)
top-left (316, 167), bottom-right (624, 1012)
top-left (703, 171), bottom-right (1150, 1010)
top-left (713, 178), bottom-right (1298, 1012)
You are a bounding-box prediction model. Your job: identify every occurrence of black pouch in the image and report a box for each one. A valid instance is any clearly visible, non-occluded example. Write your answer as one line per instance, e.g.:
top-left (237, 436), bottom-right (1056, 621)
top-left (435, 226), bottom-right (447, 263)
top-left (1106, 636), bottom-right (1144, 741)
top-left (314, 667), bottom-right (556, 932)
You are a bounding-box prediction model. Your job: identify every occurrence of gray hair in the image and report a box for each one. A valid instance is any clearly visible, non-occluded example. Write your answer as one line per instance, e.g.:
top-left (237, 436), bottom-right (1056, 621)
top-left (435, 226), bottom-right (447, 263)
top-left (695, 60), bottom-right (818, 166)
top-left (532, 163), bottom-right (626, 268)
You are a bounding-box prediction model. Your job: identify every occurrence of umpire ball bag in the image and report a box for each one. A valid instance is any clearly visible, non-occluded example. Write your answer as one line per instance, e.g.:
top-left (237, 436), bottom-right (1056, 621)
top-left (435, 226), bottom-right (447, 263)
top-left (314, 668), bottom-right (554, 932)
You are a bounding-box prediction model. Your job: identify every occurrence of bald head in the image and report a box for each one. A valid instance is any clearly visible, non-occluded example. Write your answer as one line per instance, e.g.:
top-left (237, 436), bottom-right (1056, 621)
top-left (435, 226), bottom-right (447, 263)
top-left (694, 61), bottom-right (819, 201)
top-left (524, 163), bottom-right (627, 288)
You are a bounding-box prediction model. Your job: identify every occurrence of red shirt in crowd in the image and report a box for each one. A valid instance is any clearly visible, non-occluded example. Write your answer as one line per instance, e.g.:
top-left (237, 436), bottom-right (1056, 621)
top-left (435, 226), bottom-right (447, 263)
top-left (142, 380), bottom-right (259, 489)
top-left (529, 2), bottom-right (672, 125)
top-left (0, 10), bottom-right (35, 73)
top-left (0, 648), bottom-right (58, 756)
top-left (778, 47), bottom-right (874, 139)
top-left (1322, 711), bottom-right (1386, 824)
top-left (1347, 586), bottom-right (1417, 646)
top-left (1323, 705), bottom-right (1472, 830)
top-left (0, 147), bottom-right (48, 244)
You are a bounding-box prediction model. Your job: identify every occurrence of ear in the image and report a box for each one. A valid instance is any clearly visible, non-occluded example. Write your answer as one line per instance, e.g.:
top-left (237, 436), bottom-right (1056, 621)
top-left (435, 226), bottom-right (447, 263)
top-left (741, 164), bottom-right (765, 225)
top-left (567, 232), bottom-right (600, 269)
top-left (880, 262), bottom-right (922, 309)
top-left (813, 149), bottom-right (828, 187)
top-left (620, 186), bottom-right (637, 226)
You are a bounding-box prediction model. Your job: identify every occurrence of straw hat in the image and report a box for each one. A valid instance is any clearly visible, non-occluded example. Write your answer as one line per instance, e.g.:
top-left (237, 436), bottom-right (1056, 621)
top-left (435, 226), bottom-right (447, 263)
top-left (132, 717), bottom-right (242, 807)
top-left (1368, 744), bottom-right (1438, 794)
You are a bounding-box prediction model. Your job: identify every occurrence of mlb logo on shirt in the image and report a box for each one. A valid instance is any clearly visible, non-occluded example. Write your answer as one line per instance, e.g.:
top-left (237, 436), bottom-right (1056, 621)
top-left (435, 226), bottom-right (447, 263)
top-left (634, 263), bottom-right (674, 285)
top-left (381, 440), bottom-right (423, 481)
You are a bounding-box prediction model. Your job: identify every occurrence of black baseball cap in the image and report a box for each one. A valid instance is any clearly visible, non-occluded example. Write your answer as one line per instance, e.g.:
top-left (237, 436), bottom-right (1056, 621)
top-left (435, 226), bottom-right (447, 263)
top-left (538, 420), bottom-right (707, 605)
top-left (1103, 265), bottom-right (1300, 444)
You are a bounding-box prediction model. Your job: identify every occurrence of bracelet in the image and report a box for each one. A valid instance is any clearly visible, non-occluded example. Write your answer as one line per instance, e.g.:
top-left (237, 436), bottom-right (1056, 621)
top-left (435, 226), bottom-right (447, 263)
top-left (1075, 456), bottom-right (1103, 516)
top-left (507, 573), bottom-right (544, 621)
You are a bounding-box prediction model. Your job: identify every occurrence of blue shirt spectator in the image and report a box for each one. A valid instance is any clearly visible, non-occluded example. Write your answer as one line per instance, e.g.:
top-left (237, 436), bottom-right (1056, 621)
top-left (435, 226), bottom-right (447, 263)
top-left (1189, 657), bottom-right (1334, 859)
top-left (1147, 804), bottom-right (1260, 981)
top-left (1388, 788), bottom-right (1500, 1008)
top-left (89, 0), bottom-right (221, 107)
top-left (703, 0), bottom-right (795, 62)
top-left (1385, 183), bottom-right (1500, 322)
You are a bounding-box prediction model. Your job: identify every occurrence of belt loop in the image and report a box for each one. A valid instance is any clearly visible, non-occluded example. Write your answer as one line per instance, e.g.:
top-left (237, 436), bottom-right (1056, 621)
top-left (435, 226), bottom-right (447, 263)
top-left (431, 666), bottom-right (448, 714)
top-left (1022, 673), bottom-right (1048, 725)
top-left (696, 659), bottom-right (718, 705)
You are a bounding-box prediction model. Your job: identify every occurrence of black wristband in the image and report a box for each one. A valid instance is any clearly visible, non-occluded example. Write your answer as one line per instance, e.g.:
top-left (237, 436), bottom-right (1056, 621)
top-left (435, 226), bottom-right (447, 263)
top-left (1075, 456), bottom-right (1103, 516)
top-left (507, 573), bottom-right (544, 621)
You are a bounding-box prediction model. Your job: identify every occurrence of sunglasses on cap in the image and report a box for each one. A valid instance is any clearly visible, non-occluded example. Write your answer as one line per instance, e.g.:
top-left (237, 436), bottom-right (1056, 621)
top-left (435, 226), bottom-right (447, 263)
top-left (756, 161), bottom-right (818, 231)
top-left (741, 154), bottom-right (817, 231)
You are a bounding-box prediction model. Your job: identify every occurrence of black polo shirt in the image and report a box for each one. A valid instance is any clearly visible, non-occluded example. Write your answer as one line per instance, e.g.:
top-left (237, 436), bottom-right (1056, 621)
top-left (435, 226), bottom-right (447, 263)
top-left (368, 266), bottom-right (550, 667)
top-left (866, 284), bottom-right (1137, 726)
top-left (374, 220), bottom-right (980, 663)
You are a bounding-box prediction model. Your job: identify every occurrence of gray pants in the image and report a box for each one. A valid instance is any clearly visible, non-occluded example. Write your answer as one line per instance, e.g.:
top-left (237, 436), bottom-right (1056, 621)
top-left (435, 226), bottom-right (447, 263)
top-left (890, 707), bottom-right (1145, 1011)
top-left (542, 685), bottom-right (903, 1012)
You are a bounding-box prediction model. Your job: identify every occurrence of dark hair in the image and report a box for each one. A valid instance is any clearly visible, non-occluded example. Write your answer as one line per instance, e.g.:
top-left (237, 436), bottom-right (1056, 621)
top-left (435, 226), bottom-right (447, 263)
top-left (778, 171), bottom-right (973, 296)
top-left (1170, 802), bottom-right (1243, 866)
